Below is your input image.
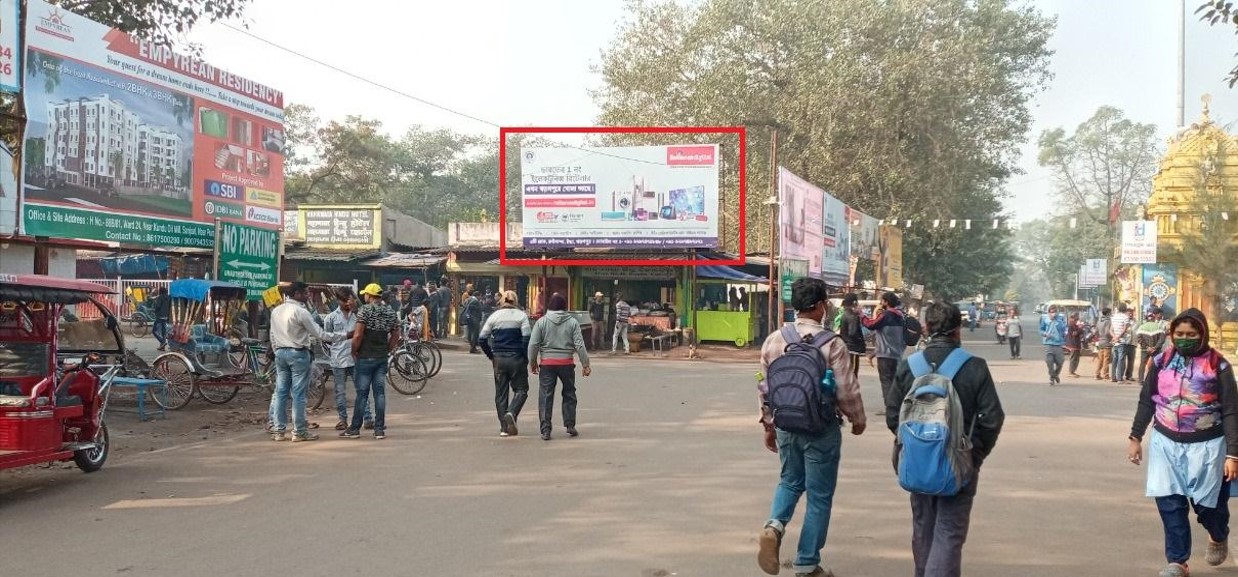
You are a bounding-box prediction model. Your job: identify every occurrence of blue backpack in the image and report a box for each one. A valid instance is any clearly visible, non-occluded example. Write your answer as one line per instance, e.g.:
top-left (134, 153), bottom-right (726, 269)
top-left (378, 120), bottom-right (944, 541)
top-left (896, 348), bottom-right (976, 496)
top-left (765, 326), bottom-right (838, 435)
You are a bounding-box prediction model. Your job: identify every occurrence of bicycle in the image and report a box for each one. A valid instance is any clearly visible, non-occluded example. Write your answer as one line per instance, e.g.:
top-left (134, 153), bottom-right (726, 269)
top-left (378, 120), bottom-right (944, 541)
top-left (398, 327), bottom-right (442, 379)
top-left (230, 337), bottom-right (327, 410)
top-left (388, 348), bottom-right (431, 395)
top-left (124, 303), bottom-right (155, 338)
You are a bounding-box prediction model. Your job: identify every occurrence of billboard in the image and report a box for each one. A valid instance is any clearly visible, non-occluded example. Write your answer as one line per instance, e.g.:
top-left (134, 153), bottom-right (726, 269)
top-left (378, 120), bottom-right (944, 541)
top-left (821, 191), bottom-right (849, 285)
top-left (848, 207), bottom-right (880, 261)
top-left (1081, 258), bottom-right (1107, 287)
top-left (777, 167), bottom-right (823, 278)
top-left (519, 144), bottom-right (719, 248)
top-left (1142, 264), bottom-right (1178, 318)
top-left (878, 225), bottom-right (903, 289)
top-left (1120, 220), bottom-right (1158, 264)
top-left (21, 0), bottom-right (285, 247)
top-left (0, 0), bottom-right (17, 92)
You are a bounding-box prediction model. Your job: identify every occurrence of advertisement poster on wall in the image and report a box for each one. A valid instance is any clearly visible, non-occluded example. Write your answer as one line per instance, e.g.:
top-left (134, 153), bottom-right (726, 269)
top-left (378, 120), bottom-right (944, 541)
top-left (1120, 220), bottom-right (1158, 264)
top-left (0, 0), bottom-right (18, 92)
top-left (821, 191), bottom-right (850, 285)
top-left (1142, 264), bottom-right (1178, 318)
top-left (847, 207), bottom-right (880, 262)
top-left (20, 0), bottom-right (285, 247)
top-left (878, 224), bottom-right (903, 289)
top-left (520, 144), bottom-right (719, 248)
top-left (777, 167), bottom-right (823, 278)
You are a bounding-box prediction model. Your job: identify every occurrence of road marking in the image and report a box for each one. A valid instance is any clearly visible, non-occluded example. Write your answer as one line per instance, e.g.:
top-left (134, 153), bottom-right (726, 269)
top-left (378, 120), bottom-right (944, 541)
top-left (103, 494), bottom-right (250, 509)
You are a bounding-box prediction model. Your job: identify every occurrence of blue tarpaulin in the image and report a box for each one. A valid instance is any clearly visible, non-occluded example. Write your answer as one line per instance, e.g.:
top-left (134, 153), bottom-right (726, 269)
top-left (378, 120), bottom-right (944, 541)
top-left (99, 254), bottom-right (169, 276)
top-left (169, 279), bottom-right (247, 302)
top-left (696, 265), bottom-right (768, 283)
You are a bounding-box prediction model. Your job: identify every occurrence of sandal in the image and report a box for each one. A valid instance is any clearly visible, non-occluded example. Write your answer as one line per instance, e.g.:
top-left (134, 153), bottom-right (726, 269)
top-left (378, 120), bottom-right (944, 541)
top-left (334, 420), bottom-right (347, 431)
top-left (308, 422), bottom-right (320, 430)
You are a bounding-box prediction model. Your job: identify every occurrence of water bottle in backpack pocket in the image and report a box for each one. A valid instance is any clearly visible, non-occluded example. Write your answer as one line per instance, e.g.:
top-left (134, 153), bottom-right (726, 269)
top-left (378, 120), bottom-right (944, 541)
top-left (895, 348), bottom-right (977, 496)
top-left (765, 326), bottom-right (838, 435)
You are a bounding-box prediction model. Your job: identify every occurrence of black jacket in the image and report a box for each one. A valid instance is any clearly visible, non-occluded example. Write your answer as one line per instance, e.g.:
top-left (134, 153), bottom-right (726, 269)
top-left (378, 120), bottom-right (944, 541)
top-left (839, 309), bottom-right (865, 354)
top-left (886, 337), bottom-right (1006, 465)
top-left (589, 300), bottom-right (605, 322)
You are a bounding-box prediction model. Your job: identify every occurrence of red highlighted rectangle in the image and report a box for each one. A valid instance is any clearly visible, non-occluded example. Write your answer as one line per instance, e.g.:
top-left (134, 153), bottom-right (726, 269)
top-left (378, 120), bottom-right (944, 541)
top-left (499, 126), bottom-right (746, 267)
top-left (524, 198), bottom-right (597, 208)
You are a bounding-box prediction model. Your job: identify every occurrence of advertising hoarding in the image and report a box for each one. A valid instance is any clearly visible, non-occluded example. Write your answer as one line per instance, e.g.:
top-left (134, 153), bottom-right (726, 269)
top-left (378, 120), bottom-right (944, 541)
top-left (878, 225), bottom-right (903, 289)
top-left (21, 0), bottom-right (285, 246)
top-left (1120, 220), bottom-right (1158, 264)
top-left (0, 0), bottom-right (18, 92)
top-left (1142, 263), bottom-right (1178, 317)
top-left (847, 207), bottom-right (880, 262)
top-left (822, 191), bottom-right (849, 285)
top-left (777, 167), bottom-right (823, 278)
top-left (519, 144), bottom-right (719, 248)
top-left (301, 207), bottom-right (378, 247)
top-left (1081, 258), bottom-right (1107, 287)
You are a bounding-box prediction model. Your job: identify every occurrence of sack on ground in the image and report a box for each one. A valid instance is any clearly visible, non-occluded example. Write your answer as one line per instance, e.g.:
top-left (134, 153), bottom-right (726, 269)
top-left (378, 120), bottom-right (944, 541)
top-left (895, 348), bottom-right (975, 496)
top-left (766, 326), bottom-right (838, 435)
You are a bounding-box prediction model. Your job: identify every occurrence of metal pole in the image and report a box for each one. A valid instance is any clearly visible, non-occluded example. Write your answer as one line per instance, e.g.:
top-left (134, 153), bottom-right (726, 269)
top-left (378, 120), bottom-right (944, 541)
top-left (767, 129), bottom-right (779, 335)
top-left (1178, 0), bottom-right (1186, 128)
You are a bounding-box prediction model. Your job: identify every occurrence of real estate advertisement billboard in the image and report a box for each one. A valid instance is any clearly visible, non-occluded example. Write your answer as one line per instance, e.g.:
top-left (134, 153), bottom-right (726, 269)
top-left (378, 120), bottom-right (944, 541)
top-left (519, 144), bottom-right (719, 248)
top-left (20, 0), bottom-right (285, 247)
top-left (0, 0), bottom-right (18, 93)
top-left (777, 167), bottom-right (823, 278)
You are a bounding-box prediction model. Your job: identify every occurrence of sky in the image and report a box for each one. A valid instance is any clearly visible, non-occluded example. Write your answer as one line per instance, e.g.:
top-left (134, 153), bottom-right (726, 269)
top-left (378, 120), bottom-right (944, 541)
top-left (189, 0), bottom-right (1238, 224)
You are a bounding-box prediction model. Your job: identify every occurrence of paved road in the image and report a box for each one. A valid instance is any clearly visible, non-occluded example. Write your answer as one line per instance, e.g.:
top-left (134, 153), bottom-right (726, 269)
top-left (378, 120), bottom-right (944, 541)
top-left (0, 336), bottom-right (1187, 576)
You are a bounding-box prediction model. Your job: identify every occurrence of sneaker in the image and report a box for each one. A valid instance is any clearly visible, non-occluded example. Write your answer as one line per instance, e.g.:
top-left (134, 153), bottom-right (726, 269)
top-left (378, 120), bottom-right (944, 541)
top-left (566, 426), bottom-right (578, 437)
top-left (292, 433), bottom-right (319, 442)
top-left (362, 420), bottom-right (375, 430)
top-left (505, 412), bottom-right (518, 436)
top-left (541, 432), bottom-right (551, 441)
top-left (339, 430), bottom-right (360, 439)
top-left (1160, 563), bottom-right (1189, 577)
top-left (499, 431), bottom-right (510, 437)
top-left (1208, 539), bottom-right (1228, 566)
top-left (272, 432), bottom-right (288, 442)
top-left (758, 524), bottom-right (782, 575)
top-left (794, 567), bottom-right (833, 577)
top-left (374, 430), bottom-right (386, 440)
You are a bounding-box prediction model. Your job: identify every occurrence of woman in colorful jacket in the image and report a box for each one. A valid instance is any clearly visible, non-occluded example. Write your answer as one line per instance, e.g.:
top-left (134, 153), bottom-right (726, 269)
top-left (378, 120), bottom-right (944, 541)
top-left (1129, 308), bottom-right (1238, 577)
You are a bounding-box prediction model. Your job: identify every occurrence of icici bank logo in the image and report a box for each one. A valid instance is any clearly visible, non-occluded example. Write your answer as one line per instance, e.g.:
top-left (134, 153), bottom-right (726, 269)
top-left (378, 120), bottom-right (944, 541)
top-left (666, 145), bottom-right (716, 166)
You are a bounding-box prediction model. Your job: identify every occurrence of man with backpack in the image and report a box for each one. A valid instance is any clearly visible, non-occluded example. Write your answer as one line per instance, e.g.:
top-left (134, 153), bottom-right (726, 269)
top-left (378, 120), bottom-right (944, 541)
top-left (756, 278), bottom-right (866, 577)
top-left (885, 301), bottom-right (1004, 577)
top-left (862, 291), bottom-right (907, 415)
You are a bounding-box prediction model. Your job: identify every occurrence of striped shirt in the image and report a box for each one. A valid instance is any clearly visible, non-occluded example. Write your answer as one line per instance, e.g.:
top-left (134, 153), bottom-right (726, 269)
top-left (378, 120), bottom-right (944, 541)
top-left (615, 300), bottom-right (632, 324)
top-left (479, 306), bottom-right (532, 357)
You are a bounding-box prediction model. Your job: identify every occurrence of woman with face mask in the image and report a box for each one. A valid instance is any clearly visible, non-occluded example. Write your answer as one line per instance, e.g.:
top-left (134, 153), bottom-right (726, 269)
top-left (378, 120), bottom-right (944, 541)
top-left (1128, 308), bottom-right (1238, 577)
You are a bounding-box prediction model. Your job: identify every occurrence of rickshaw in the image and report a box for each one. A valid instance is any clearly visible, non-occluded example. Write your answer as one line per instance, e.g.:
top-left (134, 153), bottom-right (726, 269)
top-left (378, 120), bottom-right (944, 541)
top-left (0, 274), bottom-right (119, 473)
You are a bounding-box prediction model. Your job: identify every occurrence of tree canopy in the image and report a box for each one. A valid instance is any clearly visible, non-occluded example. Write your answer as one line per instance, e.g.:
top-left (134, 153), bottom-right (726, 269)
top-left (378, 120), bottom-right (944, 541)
top-left (594, 0), bottom-right (1055, 298)
top-left (55, 0), bottom-right (252, 49)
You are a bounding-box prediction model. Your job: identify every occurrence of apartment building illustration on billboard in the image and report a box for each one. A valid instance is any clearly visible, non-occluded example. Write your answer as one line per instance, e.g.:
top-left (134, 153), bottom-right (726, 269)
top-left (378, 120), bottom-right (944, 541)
top-left (43, 94), bottom-right (188, 199)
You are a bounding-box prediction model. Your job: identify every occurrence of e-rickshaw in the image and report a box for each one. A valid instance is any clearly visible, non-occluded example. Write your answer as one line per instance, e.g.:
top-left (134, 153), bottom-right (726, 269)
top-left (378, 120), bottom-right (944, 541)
top-left (0, 274), bottom-right (119, 473)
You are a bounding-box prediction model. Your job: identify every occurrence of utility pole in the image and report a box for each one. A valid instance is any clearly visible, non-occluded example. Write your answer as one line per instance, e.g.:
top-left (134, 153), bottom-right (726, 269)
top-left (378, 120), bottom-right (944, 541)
top-left (1178, 0), bottom-right (1187, 128)
top-left (766, 129), bottom-right (779, 335)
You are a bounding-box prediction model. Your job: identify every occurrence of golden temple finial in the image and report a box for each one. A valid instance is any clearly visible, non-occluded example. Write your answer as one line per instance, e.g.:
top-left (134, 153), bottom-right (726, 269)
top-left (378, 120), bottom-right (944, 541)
top-left (1202, 93), bottom-right (1213, 123)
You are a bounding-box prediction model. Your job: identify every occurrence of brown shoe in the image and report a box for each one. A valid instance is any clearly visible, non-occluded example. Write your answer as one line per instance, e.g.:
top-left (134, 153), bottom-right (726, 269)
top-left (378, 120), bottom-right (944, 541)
top-left (758, 524), bottom-right (782, 575)
top-left (794, 567), bottom-right (834, 577)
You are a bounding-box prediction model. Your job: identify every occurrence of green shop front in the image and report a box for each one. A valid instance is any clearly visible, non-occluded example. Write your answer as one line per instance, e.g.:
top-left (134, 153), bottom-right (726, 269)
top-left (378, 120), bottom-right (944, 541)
top-left (693, 265), bottom-right (769, 348)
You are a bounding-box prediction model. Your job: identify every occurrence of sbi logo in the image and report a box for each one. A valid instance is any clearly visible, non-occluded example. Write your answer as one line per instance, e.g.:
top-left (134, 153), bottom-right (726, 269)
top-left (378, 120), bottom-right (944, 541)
top-left (205, 179), bottom-right (242, 200)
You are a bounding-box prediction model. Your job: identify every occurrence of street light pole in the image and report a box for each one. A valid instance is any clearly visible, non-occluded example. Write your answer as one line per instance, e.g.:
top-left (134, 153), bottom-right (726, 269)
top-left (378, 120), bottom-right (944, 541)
top-left (767, 129), bottom-right (779, 335)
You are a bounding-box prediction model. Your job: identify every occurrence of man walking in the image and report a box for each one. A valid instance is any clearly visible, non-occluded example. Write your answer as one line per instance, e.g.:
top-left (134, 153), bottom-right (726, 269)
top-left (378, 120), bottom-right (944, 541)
top-left (1094, 307), bottom-right (1113, 380)
top-left (612, 292), bottom-right (632, 354)
top-left (757, 278), bottom-right (866, 577)
top-left (1065, 312), bottom-right (1084, 378)
top-left (1039, 305), bottom-right (1066, 385)
top-left (1134, 307), bottom-right (1168, 382)
top-left (425, 283), bottom-right (440, 339)
top-left (838, 293), bottom-right (866, 381)
top-left (323, 287), bottom-right (370, 431)
top-left (967, 302), bottom-right (979, 332)
top-left (436, 283), bottom-right (452, 338)
top-left (152, 287), bottom-right (171, 352)
top-left (1110, 302), bottom-right (1133, 383)
top-left (340, 283), bottom-right (400, 440)
top-left (270, 282), bottom-right (348, 442)
top-left (862, 291), bottom-right (907, 414)
top-left (479, 290), bottom-right (532, 437)
top-left (885, 301), bottom-right (1005, 577)
top-left (589, 292), bottom-right (607, 351)
top-left (1006, 309), bottom-right (1023, 360)
top-left (529, 293), bottom-right (591, 441)
top-left (461, 290), bottom-right (482, 354)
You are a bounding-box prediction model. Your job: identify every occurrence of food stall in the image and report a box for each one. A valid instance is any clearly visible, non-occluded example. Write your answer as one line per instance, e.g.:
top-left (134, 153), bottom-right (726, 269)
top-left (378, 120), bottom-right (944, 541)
top-left (693, 265), bottom-right (768, 347)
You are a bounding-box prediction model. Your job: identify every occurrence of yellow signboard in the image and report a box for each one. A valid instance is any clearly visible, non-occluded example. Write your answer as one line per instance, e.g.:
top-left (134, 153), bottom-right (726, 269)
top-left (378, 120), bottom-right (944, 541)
top-left (878, 225), bottom-right (903, 289)
top-left (246, 188), bottom-right (282, 208)
top-left (262, 285), bottom-right (284, 308)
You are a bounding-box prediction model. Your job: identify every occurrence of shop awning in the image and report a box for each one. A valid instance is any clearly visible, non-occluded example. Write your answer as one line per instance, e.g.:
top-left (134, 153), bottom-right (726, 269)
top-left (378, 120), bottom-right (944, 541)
top-left (361, 253), bottom-right (446, 268)
top-left (696, 265), bottom-right (768, 283)
top-left (99, 254), bottom-right (168, 276)
top-left (284, 249), bottom-right (380, 262)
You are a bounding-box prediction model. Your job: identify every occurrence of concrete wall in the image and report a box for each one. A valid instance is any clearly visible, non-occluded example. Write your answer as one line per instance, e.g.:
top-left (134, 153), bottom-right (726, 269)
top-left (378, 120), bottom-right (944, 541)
top-left (382, 207), bottom-right (447, 249)
top-left (0, 244), bottom-right (76, 277)
top-left (448, 222), bottom-right (522, 248)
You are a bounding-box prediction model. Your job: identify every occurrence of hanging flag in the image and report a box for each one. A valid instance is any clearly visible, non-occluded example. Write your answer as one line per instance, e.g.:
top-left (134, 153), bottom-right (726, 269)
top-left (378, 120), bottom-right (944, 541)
top-left (1109, 201), bottom-right (1121, 224)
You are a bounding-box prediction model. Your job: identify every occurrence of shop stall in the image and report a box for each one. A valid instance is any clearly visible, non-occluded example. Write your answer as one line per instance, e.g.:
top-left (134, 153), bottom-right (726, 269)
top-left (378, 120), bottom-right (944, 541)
top-left (694, 265), bottom-right (768, 347)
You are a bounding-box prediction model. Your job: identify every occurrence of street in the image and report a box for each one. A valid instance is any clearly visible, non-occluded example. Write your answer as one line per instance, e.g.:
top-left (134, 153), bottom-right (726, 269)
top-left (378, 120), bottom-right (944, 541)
top-left (0, 337), bottom-right (1183, 576)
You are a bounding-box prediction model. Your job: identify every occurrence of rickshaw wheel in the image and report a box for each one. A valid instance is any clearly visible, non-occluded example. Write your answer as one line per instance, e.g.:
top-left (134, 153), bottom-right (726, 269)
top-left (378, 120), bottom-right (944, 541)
top-left (198, 383), bottom-right (240, 404)
top-left (74, 422), bottom-right (109, 473)
top-left (129, 317), bottom-right (149, 338)
top-left (152, 354), bottom-right (195, 410)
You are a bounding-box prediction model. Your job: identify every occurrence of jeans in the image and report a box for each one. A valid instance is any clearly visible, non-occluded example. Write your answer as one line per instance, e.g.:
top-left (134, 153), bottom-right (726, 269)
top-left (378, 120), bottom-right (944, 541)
top-left (332, 367), bottom-right (371, 423)
top-left (910, 470), bottom-right (980, 577)
top-left (273, 348), bottom-right (312, 435)
top-left (877, 357), bottom-right (898, 405)
top-left (538, 364), bottom-right (577, 435)
top-left (153, 317), bottom-right (169, 347)
top-left (1096, 347), bottom-right (1112, 379)
top-left (591, 320), bottom-right (605, 350)
top-left (350, 357), bottom-right (388, 433)
top-left (1111, 343), bottom-right (1128, 381)
top-left (493, 354), bottom-right (530, 431)
top-left (1044, 345), bottom-right (1064, 381)
top-left (1008, 336), bottom-right (1021, 358)
top-left (466, 320), bottom-right (481, 350)
top-left (1157, 481), bottom-right (1231, 564)
top-left (437, 306), bottom-right (448, 338)
top-left (767, 426), bottom-right (842, 573)
top-left (612, 321), bottom-right (630, 353)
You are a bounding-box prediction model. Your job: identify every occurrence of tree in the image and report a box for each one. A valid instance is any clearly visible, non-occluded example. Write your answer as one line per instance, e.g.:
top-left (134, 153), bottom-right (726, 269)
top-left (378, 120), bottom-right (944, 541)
top-left (1038, 106), bottom-right (1160, 234)
top-left (1016, 214), bottom-right (1109, 299)
top-left (595, 0), bottom-right (1053, 292)
top-left (1197, 1), bottom-right (1238, 87)
top-left (55, 0), bottom-right (252, 50)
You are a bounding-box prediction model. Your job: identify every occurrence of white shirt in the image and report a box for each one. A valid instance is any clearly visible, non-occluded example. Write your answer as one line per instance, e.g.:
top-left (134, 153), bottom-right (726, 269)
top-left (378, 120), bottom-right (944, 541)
top-left (323, 307), bottom-right (357, 368)
top-left (271, 299), bottom-right (345, 350)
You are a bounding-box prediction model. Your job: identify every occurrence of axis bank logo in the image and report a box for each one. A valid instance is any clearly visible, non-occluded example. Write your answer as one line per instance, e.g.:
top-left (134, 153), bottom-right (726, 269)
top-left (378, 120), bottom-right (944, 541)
top-left (36, 7), bottom-right (73, 40)
top-left (666, 145), bottom-right (716, 166)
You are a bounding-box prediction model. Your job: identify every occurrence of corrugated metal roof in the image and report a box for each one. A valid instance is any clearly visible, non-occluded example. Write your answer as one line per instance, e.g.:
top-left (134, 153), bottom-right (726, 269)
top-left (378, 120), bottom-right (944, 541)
top-left (284, 249), bottom-right (380, 262)
top-left (362, 253), bottom-right (446, 268)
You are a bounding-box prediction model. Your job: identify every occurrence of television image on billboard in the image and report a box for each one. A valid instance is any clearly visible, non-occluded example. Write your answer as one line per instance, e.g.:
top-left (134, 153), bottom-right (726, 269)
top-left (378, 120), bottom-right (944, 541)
top-left (669, 186), bottom-right (706, 217)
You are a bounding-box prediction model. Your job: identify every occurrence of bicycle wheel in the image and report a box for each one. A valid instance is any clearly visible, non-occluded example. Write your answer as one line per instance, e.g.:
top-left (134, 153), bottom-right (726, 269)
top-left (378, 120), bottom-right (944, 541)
top-left (151, 354), bottom-right (195, 410)
top-left (129, 317), bottom-right (150, 338)
top-left (309, 363), bottom-right (329, 410)
top-left (412, 341), bottom-right (442, 379)
top-left (197, 382), bottom-right (240, 404)
top-left (389, 351), bottom-right (428, 395)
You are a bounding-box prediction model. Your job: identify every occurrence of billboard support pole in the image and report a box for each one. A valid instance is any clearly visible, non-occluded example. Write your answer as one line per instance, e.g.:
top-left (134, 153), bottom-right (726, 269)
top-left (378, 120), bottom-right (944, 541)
top-left (212, 218), bottom-right (221, 280)
top-left (767, 129), bottom-right (779, 335)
